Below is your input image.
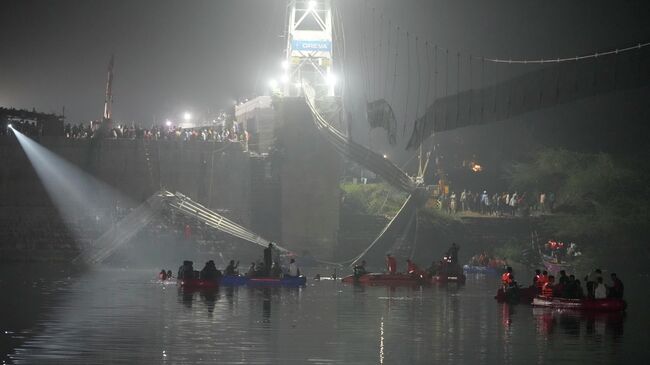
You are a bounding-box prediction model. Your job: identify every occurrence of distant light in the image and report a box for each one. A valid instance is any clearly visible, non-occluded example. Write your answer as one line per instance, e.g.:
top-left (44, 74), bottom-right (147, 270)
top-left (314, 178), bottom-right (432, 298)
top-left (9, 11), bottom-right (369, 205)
top-left (326, 72), bottom-right (337, 86)
top-left (268, 78), bottom-right (279, 90)
top-left (165, 120), bottom-right (172, 127)
top-left (183, 112), bottom-right (192, 121)
top-left (280, 74), bottom-right (289, 84)
top-left (294, 82), bottom-right (302, 89)
top-left (308, 0), bottom-right (317, 10)
top-left (281, 60), bottom-right (289, 70)
top-left (382, 154), bottom-right (388, 159)
top-left (7, 123), bottom-right (12, 129)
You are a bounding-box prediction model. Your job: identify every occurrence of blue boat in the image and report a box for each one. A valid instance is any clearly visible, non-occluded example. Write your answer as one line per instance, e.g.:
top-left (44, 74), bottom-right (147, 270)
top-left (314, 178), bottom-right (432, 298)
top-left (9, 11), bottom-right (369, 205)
top-left (219, 275), bottom-right (307, 286)
top-left (463, 265), bottom-right (504, 275)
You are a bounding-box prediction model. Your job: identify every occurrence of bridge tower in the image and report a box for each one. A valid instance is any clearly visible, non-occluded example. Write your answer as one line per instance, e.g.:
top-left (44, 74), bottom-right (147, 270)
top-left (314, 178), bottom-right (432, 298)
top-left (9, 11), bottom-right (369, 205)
top-left (283, 0), bottom-right (335, 98)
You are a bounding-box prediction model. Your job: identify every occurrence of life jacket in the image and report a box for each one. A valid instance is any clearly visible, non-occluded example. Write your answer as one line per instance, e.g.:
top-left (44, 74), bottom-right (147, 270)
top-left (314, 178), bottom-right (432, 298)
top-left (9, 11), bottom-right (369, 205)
top-left (537, 275), bottom-right (548, 288)
top-left (387, 257), bottom-right (397, 273)
top-left (542, 282), bottom-right (554, 297)
top-left (501, 272), bottom-right (512, 285)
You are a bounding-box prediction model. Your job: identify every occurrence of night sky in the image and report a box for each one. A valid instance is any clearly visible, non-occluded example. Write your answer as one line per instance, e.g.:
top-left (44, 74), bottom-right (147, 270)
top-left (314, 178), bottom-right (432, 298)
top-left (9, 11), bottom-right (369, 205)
top-left (1, 0), bottom-right (649, 128)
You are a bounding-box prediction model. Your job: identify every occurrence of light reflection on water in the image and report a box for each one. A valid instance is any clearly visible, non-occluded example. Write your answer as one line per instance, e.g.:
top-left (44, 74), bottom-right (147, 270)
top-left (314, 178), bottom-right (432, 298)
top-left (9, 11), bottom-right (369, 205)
top-left (1, 267), bottom-right (646, 364)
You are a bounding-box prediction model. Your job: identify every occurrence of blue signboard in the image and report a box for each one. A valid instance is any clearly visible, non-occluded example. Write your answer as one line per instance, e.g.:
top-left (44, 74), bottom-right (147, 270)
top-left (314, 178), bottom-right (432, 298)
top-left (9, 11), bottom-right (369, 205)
top-left (291, 39), bottom-right (332, 52)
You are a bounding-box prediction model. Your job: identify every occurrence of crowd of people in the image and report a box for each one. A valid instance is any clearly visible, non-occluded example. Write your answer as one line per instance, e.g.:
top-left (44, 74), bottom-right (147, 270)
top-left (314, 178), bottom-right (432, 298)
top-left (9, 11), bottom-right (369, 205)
top-left (163, 243), bottom-right (302, 282)
top-left (63, 122), bottom-right (249, 144)
top-left (440, 190), bottom-right (555, 216)
top-left (502, 267), bottom-right (624, 300)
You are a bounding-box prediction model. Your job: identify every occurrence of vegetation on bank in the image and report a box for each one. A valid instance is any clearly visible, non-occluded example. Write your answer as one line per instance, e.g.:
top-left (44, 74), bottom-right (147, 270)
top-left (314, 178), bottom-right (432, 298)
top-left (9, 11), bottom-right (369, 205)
top-left (340, 182), bottom-right (408, 217)
top-left (506, 148), bottom-right (650, 271)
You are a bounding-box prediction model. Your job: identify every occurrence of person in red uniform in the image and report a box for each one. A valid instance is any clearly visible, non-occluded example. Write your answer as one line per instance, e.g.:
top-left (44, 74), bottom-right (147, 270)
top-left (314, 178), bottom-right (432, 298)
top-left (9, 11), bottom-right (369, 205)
top-left (537, 270), bottom-right (549, 292)
top-left (406, 259), bottom-right (420, 276)
top-left (385, 254), bottom-right (397, 274)
top-left (542, 275), bottom-right (555, 298)
top-left (501, 266), bottom-right (513, 287)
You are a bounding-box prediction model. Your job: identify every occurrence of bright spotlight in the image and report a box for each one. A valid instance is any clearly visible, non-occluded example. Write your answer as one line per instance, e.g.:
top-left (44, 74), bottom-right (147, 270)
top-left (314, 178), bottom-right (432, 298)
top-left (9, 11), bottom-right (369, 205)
top-left (183, 112), bottom-right (192, 121)
top-left (280, 74), bottom-right (289, 84)
top-left (165, 120), bottom-right (172, 127)
top-left (7, 123), bottom-right (12, 129)
top-left (281, 60), bottom-right (289, 70)
top-left (308, 0), bottom-right (317, 10)
top-left (268, 78), bottom-right (279, 90)
top-left (326, 72), bottom-right (337, 86)
top-left (382, 154), bottom-right (388, 159)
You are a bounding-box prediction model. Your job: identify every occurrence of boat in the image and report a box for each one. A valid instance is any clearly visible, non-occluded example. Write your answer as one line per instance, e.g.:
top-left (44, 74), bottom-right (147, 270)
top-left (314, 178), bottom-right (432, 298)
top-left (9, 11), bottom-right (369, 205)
top-left (220, 275), bottom-right (249, 286)
top-left (178, 278), bottom-right (219, 289)
top-left (341, 273), bottom-right (424, 285)
top-left (463, 265), bottom-right (504, 275)
top-left (247, 275), bottom-right (307, 286)
top-left (218, 275), bottom-right (307, 286)
top-left (532, 296), bottom-right (627, 312)
top-left (494, 286), bottom-right (538, 303)
top-left (541, 253), bottom-right (573, 274)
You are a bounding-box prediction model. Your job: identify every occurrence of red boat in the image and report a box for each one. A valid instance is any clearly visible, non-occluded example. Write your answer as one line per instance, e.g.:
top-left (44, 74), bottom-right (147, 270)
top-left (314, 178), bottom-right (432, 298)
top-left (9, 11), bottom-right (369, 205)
top-left (532, 296), bottom-right (627, 312)
top-left (341, 273), bottom-right (424, 285)
top-left (178, 278), bottom-right (219, 289)
top-left (494, 286), bottom-right (538, 303)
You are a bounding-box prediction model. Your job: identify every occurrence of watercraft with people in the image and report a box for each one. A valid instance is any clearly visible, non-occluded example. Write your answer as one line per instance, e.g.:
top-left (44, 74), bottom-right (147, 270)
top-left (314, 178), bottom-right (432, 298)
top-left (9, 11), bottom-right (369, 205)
top-left (532, 296), bottom-right (627, 312)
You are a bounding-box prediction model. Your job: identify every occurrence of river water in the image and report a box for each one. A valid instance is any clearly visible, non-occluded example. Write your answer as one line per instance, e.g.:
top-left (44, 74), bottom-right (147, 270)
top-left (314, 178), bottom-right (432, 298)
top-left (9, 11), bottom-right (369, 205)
top-left (1, 265), bottom-right (648, 364)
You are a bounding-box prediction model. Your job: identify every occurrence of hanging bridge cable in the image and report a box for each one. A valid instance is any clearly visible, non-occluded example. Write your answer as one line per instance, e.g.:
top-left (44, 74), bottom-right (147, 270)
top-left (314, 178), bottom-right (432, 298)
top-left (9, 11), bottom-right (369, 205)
top-left (424, 41), bottom-right (432, 143)
top-left (484, 41), bottom-right (650, 64)
top-left (415, 37), bottom-right (422, 129)
top-left (391, 27), bottom-right (400, 110)
top-left (402, 31), bottom-right (411, 137)
top-left (384, 19), bottom-right (392, 98)
top-left (358, 0), bottom-right (370, 103)
top-left (433, 45), bottom-right (438, 136)
top-left (456, 52), bottom-right (460, 125)
top-left (444, 49), bottom-right (449, 130)
top-left (481, 58), bottom-right (485, 123)
top-left (468, 55), bottom-right (473, 122)
top-left (371, 7), bottom-right (377, 101)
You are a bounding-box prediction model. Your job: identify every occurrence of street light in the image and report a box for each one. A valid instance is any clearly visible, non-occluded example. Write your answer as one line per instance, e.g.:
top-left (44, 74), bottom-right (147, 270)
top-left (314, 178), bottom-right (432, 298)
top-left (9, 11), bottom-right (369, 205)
top-left (268, 78), bottom-right (279, 90)
top-left (281, 60), bottom-right (289, 70)
top-left (7, 123), bottom-right (13, 129)
top-left (165, 120), bottom-right (172, 127)
top-left (183, 112), bottom-right (192, 121)
top-left (308, 0), bottom-right (317, 10)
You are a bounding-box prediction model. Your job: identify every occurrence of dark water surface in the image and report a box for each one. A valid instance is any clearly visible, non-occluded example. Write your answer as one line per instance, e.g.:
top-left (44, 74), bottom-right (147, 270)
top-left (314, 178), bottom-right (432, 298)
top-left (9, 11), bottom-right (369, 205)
top-left (1, 265), bottom-right (648, 364)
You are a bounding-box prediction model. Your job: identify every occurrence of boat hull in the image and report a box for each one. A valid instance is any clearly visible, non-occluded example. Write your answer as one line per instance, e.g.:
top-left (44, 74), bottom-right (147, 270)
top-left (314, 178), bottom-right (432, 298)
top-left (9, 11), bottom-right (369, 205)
top-left (178, 278), bottom-right (219, 289)
top-left (532, 296), bottom-right (627, 312)
top-left (495, 286), bottom-right (538, 303)
top-left (341, 273), bottom-right (423, 285)
top-left (219, 275), bottom-right (307, 286)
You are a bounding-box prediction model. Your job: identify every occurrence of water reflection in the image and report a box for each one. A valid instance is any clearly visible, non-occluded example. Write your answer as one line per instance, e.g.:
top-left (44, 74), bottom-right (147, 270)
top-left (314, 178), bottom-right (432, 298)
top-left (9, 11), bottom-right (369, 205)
top-left (2, 267), bottom-right (645, 364)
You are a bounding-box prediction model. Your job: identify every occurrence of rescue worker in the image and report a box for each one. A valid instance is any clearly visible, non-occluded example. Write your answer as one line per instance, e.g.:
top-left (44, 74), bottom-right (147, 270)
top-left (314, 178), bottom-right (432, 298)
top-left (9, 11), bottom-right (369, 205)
top-left (406, 259), bottom-right (419, 275)
top-left (166, 270), bottom-right (173, 279)
top-left (353, 260), bottom-right (368, 278)
top-left (501, 267), bottom-right (514, 288)
top-left (385, 254), bottom-right (397, 274)
top-left (177, 260), bottom-right (194, 279)
top-left (287, 258), bottom-right (300, 278)
top-left (594, 276), bottom-right (607, 299)
top-left (542, 275), bottom-right (556, 298)
top-left (224, 260), bottom-right (239, 276)
top-left (159, 269), bottom-right (167, 281)
top-left (447, 243), bottom-right (460, 264)
top-left (537, 270), bottom-right (549, 293)
top-left (200, 260), bottom-right (220, 280)
top-left (585, 268), bottom-right (602, 298)
top-left (263, 243), bottom-right (274, 276)
top-left (609, 273), bottom-right (624, 299)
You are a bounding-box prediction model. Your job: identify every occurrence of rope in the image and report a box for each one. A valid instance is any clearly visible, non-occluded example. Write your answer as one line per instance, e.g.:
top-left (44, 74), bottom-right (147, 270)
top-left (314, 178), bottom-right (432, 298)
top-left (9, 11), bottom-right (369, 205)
top-left (403, 32), bottom-right (410, 137)
top-left (484, 42), bottom-right (650, 64)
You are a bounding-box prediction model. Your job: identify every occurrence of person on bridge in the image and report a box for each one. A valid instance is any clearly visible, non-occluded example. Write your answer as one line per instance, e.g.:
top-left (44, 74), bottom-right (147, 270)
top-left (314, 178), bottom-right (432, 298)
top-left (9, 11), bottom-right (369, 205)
top-left (224, 260), bottom-right (239, 276)
top-left (385, 254), bottom-right (397, 274)
top-left (264, 243), bottom-right (274, 276)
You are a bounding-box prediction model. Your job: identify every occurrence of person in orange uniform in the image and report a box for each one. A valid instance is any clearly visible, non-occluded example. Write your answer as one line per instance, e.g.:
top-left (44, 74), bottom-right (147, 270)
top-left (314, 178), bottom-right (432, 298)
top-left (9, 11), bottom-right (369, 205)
top-left (501, 266), bottom-right (513, 288)
top-left (385, 254), bottom-right (397, 274)
top-left (537, 270), bottom-right (549, 292)
top-left (542, 275), bottom-right (555, 298)
top-left (406, 259), bottom-right (420, 276)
